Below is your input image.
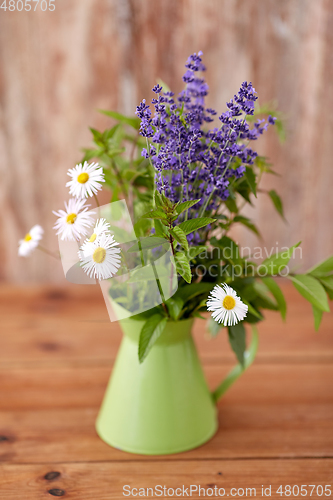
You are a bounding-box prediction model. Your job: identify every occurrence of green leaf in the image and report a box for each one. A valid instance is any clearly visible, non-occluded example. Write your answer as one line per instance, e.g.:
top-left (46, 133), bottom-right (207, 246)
top-left (192, 311), bottom-right (206, 320)
top-left (258, 241), bottom-right (301, 276)
top-left (165, 297), bottom-right (184, 321)
top-left (211, 235), bottom-right (242, 266)
top-left (228, 323), bottom-right (246, 367)
top-left (289, 274), bottom-right (330, 312)
top-left (307, 255), bottom-right (333, 278)
top-left (141, 209), bottom-right (167, 220)
top-left (170, 226), bottom-right (189, 252)
top-left (138, 314), bottom-right (168, 362)
top-left (102, 123), bottom-right (122, 141)
top-left (312, 305), bottom-right (323, 332)
top-left (253, 281), bottom-right (280, 310)
top-left (243, 300), bottom-right (264, 321)
top-left (178, 217), bottom-right (216, 235)
top-left (127, 237), bottom-right (167, 253)
top-left (134, 174), bottom-right (154, 189)
top-left (187, 246), bottom-right (207, 261)
top-left (235, 178), bottom-right (253, 206)
top-left (235, 282), bottom-right (258, 302)
top-left (99, 109), bottom-right (140, 129)
top-left (175, 199), bottom-right (200, 215)
top-left (261, 277), bottom-right (287, 320)
top-left (160, 192), bottom-right (173, 209)
top-left (245, 167), bottom-right (257, 197)
top-left (130, 307), bottom-right (161, 321)
top-left (154, 219), bottom-right (169, 238)
top-left (154, 191), bottom-right (164, 208)
top-left (127, 265), bottom-right (171, 283)
top-left (174, 282), bottom-right (213, 302)
top-left (225, 196), bottom-right (239, 213)
top-left (174, 252), bottom-right (192, 283)
top-left (212, 326), bottom-right (258, 402)
top-left (106, 147), bottom-right (126, 158)
top-left (255, 155), bottom-right (276, 174)
top-left (89, 127), bottom-right (103, 143)
top-left (319, 276), bottom-right (333, 301)
top-left (81, 148), bottom-right (99, 162)
top-left (193, 298), bottom-right (209, 312)
top-left (207, 316), bottom-right (221, 337)
top-left (233, 215), bottom-right (261, 238)
top-left (268, 190), bottom-right (285, 219)
top-left (319, 276), bottom-right (333, 291)
top-left (123, 169), bottom-right (141, 182)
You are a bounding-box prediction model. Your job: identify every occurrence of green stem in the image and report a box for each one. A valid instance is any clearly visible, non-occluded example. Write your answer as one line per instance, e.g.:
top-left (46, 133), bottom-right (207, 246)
top-left (93, 192), bottom-right (101, 218)
top-left (120, 248), bottom-right (131, 275)
top-left (93, 192), bottom-right (100, 207)
top-left (137, 239), bottom-right (145, 267)
top-left (199, 186), bottom-right (216, 217)
top-left (38, 245), bottom-right (61, 260)
top-left (180, 170), bottom-right (184, 202)
top-left (151, 260), bottom-right (169, 317)
top-left (222, 167), bottom-right (265, 238)
top-left (145, 137), bottom-right (156, 206)
top-left (168, 221), bottom-right (176, 258)
top-left (110, 159), bottom-right (128, 204)
top-left (200, 116), bottom-right (248, 218)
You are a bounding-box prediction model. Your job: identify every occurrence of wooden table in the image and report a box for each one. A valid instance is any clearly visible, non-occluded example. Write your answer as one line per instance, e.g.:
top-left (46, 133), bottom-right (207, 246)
top-left (0, 283), bottom-right (332, 499)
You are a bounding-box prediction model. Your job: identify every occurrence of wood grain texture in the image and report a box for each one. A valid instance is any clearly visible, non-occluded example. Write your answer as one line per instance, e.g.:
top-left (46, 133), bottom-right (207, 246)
top-left (1, 363), bottom-right (333, 411)
top-left (0, 283), bottom-right (332, 498)
top-left (0, 282), bottom-right (333, 367)
top-left (0, 0), bottom-right (332, 282)
top-left (1, 404), bottom-right (333, 464)
top-left (0, 460), bottom-right (332, 499)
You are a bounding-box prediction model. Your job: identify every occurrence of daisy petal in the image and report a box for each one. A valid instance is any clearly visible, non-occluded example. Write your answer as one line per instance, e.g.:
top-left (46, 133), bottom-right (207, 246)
top-left (207, 283), bottom-right (248, 327)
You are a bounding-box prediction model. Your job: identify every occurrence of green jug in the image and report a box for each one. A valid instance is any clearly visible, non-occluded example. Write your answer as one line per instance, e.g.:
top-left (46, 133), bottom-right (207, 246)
top-left (96, 316), bottom-right (258, 455)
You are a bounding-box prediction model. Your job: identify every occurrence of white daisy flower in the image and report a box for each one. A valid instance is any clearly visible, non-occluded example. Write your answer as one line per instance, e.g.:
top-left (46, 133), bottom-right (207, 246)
top-left (66, 161), bottom-right (105, 199)
top-left (207, 283), bottom-right (248, 327)
top-left (53, 198), bottom-right (95, 241)
top-left (80, 218), bottom-right (110, 257)
top-left (79, 232), bottom-right (121, 280)
top-left (18, 225), bottom-right (44, 257)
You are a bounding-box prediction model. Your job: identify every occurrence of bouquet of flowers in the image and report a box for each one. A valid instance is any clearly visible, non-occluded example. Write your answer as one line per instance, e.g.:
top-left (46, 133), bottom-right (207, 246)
top-left (19, 52), bottom-right (333, 367)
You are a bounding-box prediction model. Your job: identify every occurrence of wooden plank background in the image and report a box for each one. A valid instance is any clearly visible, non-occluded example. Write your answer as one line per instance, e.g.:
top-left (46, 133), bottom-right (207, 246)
top-left (0, 282), bottom-right (332, 498)
top-left (0, 0), bottom-right (332, 283)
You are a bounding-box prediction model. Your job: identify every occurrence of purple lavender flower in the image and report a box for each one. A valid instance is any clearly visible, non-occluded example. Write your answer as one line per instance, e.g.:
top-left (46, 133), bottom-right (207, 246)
top-left (136, 99), bottom-right (154, 137)
top-left (152, 84), bottom-right (163, 94)
top-left (136, 52), bottom-right (276, 223)
top-left (235, 165), bottom-right (246, 178)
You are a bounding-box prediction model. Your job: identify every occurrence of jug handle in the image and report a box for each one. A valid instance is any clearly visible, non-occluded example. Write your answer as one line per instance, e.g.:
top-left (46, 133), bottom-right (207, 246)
top-left (212, 325), bottom-right (259, 403)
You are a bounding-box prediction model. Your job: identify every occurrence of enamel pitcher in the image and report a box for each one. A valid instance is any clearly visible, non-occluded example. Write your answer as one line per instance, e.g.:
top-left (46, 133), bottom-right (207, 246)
top-left (96, 316), bottom-right (258, 455)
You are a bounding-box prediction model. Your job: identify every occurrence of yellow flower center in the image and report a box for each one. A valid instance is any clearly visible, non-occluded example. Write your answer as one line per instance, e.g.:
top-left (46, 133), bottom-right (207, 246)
top-left (24, 233), bottom-right (32, 242)
top-left (66, 213), bottom-right (77, 224)
top-left (77, 172), bottom-right (89, 184)
top-left (223, 295), bottom-right (236, 310)
top-left (89, 233), bottom-right (97, 243)
top-left (93, 247), bottom-right (106, 264)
